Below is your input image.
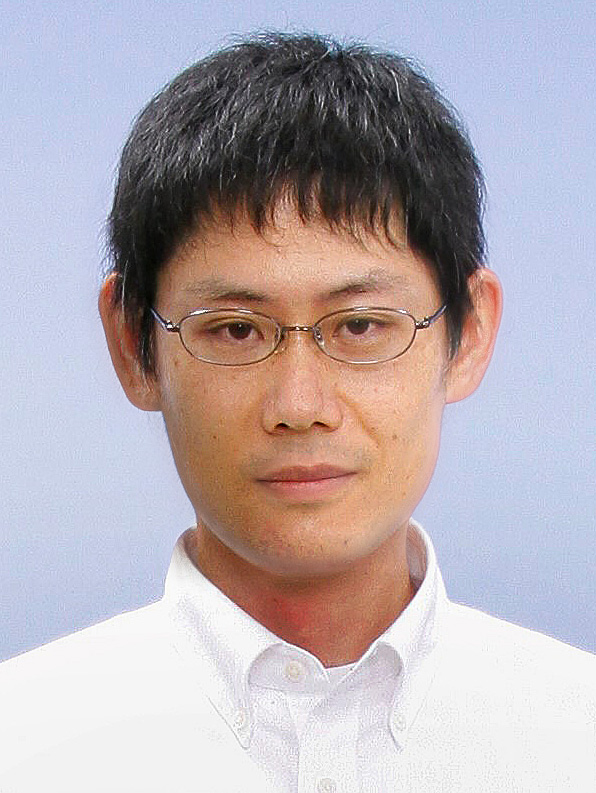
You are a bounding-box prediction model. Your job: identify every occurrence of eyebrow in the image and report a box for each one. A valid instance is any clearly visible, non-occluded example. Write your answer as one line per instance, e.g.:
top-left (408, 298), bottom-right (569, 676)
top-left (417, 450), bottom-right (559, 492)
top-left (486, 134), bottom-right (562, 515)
top-left (181, 281), bottom-right (270, 303)
top-left (179, 269), bottom-right (413, 305)
top-left (325, 270), bottom-right (412, 299)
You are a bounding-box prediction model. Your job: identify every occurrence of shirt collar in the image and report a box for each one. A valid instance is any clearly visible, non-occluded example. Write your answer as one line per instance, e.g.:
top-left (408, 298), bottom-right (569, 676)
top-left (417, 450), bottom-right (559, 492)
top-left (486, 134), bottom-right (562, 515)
top-left (163, 520), bottom-right (447, 749)
top-left (380, 519), bottom-right (446, 670)
top-left (377, 520), bottom-right (447, 747)
top-left (164, 533), bottom-right (280, 746)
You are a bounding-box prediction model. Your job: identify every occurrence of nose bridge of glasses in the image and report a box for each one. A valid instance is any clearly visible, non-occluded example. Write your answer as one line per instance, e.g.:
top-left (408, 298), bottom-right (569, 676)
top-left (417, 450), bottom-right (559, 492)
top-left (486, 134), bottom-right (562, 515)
top-left (280, 324), bottom-right (324, 342)
top-left (277, 324), bottom-right (325, 355)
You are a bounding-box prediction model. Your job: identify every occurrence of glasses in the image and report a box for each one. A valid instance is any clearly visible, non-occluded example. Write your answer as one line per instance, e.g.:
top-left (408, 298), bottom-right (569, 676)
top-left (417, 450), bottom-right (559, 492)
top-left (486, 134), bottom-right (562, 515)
top-left (150, 304), bottom-right (447, 366)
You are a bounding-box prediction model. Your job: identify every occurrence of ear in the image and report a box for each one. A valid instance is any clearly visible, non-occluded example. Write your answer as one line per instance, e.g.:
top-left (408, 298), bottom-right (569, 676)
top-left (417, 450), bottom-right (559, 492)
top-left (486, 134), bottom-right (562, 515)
top-left (98, 274), bottom-right (161, 412)
top-left (445, 268), bottom-right (503, 404)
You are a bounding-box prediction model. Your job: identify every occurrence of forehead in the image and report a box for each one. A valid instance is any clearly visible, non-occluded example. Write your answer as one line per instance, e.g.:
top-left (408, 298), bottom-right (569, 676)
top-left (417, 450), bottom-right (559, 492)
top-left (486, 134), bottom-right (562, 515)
top-left (158, 210), bottom-right (440, 311)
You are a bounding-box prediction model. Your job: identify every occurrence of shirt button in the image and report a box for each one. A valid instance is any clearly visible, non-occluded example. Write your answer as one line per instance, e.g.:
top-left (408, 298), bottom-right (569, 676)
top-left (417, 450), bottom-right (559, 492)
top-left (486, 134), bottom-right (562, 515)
top-left (285, 659), bottom-right (306, 682)
top-left (317, 778), bottom-right (337, 793)
top-left (392, 712), bottom-right (407, 731)
top-left (232, 708), bottom-right (248, 730)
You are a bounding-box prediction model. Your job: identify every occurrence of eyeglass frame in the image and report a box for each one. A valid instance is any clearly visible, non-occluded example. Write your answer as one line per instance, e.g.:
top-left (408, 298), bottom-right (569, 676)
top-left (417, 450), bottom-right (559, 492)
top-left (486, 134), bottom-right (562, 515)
top-left (149, 303), bottom-right (447, 366)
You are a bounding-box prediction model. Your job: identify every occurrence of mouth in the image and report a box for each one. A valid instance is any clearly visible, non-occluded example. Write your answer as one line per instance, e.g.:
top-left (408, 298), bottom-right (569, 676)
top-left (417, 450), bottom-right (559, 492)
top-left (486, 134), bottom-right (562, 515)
top-left (256, 465), bottom-right (357, 500)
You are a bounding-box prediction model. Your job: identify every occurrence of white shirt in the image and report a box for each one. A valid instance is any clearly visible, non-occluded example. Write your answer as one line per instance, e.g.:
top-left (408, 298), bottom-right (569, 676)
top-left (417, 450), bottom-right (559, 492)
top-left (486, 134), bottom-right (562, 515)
top-left (0, 521), bottom-right (594, 792)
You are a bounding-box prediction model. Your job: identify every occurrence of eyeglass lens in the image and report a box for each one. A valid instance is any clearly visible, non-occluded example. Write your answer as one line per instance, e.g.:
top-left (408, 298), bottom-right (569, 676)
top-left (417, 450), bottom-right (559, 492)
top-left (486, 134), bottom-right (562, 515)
top-left (178, 309), bottom-right (417, 365)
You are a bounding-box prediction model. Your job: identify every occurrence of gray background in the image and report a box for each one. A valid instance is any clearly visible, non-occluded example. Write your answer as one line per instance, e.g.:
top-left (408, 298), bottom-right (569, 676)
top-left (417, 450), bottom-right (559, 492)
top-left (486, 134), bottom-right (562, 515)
top-left (1, 0), bottom-right (594, 661)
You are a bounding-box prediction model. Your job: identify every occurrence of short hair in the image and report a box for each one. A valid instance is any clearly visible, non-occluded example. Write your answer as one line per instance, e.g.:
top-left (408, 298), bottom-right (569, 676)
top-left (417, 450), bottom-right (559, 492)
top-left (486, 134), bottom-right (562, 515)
top-left (107, 32), bottom-right (486, 371)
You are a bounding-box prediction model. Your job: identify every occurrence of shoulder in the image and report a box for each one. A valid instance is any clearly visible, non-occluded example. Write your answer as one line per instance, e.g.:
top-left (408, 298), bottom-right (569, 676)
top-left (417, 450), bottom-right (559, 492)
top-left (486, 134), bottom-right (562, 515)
top-left (408, 600), bottom-right (595, 788)
top-left (0, 603), bottom-right (270, 791)
top-left (0, 600), bottom-right (172, 685)
top-left (444, 600), bottom-right (595, 669)
top-left (0, 601), bottom-right (178, 728)
top-left (0, 604), bottom-right (191, 772)
top-left (0, 603), bottom-right (274, 792)
top-left (438, 600), bottom-right (595, 714)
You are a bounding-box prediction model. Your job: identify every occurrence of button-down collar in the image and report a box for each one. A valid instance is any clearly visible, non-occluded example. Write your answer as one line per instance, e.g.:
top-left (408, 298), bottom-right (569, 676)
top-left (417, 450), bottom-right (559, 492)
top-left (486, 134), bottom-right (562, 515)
top-left (2, 522), bottom-right (593, 791)
top-left (163, 520), bottom-right (447, 754)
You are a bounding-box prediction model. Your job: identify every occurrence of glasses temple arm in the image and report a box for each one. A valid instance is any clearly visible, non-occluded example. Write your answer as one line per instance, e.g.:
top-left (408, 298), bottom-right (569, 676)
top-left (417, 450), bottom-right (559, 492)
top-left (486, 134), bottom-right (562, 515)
top-left (150, 307), bottom-right (179, 332)
top-left (415, 303), bottom-right (447, 330)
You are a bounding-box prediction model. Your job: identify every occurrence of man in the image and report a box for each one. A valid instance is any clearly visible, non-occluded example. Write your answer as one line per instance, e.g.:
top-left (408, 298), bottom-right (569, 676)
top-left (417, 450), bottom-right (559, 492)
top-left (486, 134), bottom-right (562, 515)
top-left (0, 32), bottom-right (593, 792)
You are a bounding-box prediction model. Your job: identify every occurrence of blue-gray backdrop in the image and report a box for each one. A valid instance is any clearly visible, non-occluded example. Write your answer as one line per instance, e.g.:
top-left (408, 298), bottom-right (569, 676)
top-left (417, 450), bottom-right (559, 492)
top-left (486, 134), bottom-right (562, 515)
top-left (1, 0), bottom-right (595, 660)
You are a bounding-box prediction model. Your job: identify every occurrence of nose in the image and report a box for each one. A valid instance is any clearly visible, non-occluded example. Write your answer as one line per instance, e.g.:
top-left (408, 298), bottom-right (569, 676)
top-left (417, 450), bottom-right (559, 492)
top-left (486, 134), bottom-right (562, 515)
top-left (260, 329), bottom-right (343, 434)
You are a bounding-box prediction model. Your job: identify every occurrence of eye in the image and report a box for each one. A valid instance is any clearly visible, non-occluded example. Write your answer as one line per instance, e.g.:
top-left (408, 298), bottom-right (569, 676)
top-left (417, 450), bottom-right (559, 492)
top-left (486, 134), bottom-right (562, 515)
top-left (203, 318), bottom-right (265, 344)
top-left (183, 313), bottom-right (268, 348)
top-left (343, 317), bottom-right (375, 336)
top-left (335, 314), bottom-right (388, 339)
top-left (223, 321), bottom-right (256, 341)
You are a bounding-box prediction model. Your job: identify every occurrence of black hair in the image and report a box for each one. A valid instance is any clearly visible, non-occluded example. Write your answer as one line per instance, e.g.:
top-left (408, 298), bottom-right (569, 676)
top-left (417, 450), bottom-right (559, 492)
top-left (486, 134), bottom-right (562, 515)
top-left (107, 32), bottom-right (486, 371)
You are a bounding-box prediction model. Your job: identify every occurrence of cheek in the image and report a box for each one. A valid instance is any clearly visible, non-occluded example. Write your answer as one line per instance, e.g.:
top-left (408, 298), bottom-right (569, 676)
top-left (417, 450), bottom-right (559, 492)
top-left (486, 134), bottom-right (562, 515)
top-left (362, 360), bottom-right (446, 483)
top-left (157, 365), bottom-right (253, 494)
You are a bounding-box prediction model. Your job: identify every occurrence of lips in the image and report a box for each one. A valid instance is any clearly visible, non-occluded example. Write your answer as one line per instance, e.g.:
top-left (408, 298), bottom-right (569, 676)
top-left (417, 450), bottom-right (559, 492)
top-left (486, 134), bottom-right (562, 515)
top-left (256, 464), bottom-right (357, 501)
top-left (258, 464), bottom-right (355, 483)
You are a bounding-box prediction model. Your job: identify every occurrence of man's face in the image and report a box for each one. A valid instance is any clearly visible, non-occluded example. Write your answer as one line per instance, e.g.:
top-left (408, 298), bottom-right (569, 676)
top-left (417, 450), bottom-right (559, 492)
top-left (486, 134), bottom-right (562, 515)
top-left (150, 211), bottom-right (451, 578)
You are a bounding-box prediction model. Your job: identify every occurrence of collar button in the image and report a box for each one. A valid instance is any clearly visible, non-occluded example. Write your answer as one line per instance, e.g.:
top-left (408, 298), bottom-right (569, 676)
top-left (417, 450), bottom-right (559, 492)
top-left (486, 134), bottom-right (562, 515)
top-left (232, 708), bottom-right (248, 730)
top-left (285, 659), bottom-right (306, 682)
top-left (317, 778), bottom-right (337, 793)
top-left (392, 712), bottom-right (407, 731)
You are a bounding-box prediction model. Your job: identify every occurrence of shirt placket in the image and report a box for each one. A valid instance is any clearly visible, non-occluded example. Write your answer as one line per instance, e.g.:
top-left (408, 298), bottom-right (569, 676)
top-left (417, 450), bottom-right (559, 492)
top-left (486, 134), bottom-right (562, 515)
top-left (296, 687), bottom-right (360, 793)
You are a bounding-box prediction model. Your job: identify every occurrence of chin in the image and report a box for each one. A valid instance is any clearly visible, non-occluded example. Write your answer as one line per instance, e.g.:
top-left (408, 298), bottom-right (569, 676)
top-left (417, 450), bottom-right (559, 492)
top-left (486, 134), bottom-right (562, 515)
top-left (237, 526), bottom-right (397, 580)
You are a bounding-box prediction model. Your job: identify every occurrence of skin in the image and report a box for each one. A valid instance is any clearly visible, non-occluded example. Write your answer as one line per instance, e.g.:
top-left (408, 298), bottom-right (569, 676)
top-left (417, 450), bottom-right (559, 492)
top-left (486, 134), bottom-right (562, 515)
top-left (100, 208), bottom-right (502, 667)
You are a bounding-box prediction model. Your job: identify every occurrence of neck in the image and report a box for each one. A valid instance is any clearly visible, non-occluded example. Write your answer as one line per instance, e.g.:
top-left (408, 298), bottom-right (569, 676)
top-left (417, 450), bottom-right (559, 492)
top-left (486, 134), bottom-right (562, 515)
top-left (186, 525), bottom-right (415, 668)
